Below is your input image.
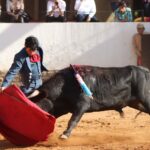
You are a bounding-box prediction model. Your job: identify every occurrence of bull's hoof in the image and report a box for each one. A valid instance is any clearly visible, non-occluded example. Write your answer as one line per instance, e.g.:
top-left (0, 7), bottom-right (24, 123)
top-left (59, 134), bottom-right (68, 140)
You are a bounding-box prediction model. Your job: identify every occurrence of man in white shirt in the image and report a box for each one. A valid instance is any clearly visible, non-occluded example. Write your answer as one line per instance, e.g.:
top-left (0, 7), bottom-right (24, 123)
top-left (1, 0), bottom-right (30, 22)
top-left (74, 0), bottom-right (97, 22)
top-left (6, 0), bottom-right (25, 22)
top-left (46, 0), bottom-right (66, 22)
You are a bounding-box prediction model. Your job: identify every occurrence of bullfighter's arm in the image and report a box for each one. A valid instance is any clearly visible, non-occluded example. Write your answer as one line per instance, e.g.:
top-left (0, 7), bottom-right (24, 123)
top-left (1, 55), bottom-right (23, 88)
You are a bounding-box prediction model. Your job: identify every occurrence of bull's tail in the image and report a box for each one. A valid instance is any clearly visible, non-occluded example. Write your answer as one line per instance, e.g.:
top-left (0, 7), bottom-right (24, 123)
top-left (134, 111), bottom-right (142, 120)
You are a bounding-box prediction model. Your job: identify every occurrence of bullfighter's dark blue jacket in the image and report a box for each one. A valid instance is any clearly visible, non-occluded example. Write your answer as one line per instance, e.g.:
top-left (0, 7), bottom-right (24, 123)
top-left (1, 47), bottom-right (48, 95)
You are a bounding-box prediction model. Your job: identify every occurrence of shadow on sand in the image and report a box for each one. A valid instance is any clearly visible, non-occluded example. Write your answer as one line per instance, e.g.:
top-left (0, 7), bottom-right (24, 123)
top-left (0, 139), bottom-right (28, 149)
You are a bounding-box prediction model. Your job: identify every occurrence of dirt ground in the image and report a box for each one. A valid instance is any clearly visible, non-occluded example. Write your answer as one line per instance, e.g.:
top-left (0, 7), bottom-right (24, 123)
top-left (1, 107), bottom-right (150, 150)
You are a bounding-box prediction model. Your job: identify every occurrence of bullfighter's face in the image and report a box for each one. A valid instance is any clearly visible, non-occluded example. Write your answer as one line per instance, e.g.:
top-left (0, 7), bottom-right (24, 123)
top-left (26, 47), bottom-right (37, 56)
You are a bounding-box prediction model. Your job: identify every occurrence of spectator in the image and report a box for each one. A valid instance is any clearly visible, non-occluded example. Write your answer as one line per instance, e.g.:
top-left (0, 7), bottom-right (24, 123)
top-left (142, 0), bottom-right (150, 17)
top-left (2, 0), bottom-right (31, 22)
top-left (0, 36), bottom-right (48, 96)
top-left (114, 0), bottom-right (133, 22)
top-left (74, 0), bottom-right (97, 22)
top-left (0, 4), bottom-right (1, 16)
top-left (46, 0), bottom-right (66, 22)
top-left (133, 23), bottom-right (145, 66)
top-left (0, 4), bottom-right (2, 22)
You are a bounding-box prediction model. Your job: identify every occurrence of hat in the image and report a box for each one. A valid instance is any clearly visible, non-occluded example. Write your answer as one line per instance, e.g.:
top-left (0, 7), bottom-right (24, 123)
top-left (25, 36), bottom-right (39, 50)
top-left (137, 23), bottom-right (145, 29)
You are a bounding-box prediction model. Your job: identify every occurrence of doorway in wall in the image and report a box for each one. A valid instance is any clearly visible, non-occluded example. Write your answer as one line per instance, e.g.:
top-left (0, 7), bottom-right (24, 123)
top-left (142, 34), bottom-right (150, 69)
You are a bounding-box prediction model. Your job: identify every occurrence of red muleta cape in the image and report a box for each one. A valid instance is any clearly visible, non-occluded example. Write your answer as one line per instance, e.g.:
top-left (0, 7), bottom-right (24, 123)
top-left (0, 85), bottom-right (56, 146)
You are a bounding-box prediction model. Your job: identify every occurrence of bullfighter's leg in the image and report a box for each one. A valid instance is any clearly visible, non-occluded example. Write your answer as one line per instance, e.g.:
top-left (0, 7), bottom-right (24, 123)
top-left (60, 96), bottom-right (90, 139)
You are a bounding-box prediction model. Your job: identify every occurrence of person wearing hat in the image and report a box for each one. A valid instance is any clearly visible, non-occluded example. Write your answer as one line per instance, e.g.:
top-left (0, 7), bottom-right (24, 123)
top-left (133, 23), bottom-right (145, 65)
top-left (114, 0), bottom-right (133, 22)
top-left (0, 36), bottom-right (48, 95)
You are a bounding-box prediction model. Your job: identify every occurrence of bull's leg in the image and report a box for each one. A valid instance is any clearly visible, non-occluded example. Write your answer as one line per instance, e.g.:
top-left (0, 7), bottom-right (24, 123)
top-left (128, 100), bottom-right (149, 114)
top-left (36, 98), bottom-right (53, 113)
top-left (60, 98), bottom-right (90, 139)
top-left (116, 108), bottom-right (124, 118)
top-left (60, 111), bottom-right (85, 139)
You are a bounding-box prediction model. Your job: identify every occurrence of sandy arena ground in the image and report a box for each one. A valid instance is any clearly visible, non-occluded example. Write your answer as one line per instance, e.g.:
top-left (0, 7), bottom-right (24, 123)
top-left (1, 107), bottom-right (150, 150)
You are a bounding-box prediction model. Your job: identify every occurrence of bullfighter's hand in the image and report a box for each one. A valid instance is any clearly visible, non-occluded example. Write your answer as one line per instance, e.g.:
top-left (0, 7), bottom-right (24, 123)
top-left (0, 87), bottom-right (6, 93)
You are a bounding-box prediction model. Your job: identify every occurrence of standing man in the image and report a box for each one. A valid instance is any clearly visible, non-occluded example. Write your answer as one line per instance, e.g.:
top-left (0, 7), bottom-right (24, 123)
top-left (114, 0), bottom-right (133, 22)
top-left (46, 0), bottom-right (66, 22)
top-left (74, 0), bottom-right (97, 22)
top-left (0, 4), bottom-right (1, 16)
top-left (0, 36), bottom-right (48, 95)
top-left (133, 23), bottom-right (145, 66)
top-left (0, 4), bottom-right (1, 22)
top-left (142, 0), bottom-right (150, 17)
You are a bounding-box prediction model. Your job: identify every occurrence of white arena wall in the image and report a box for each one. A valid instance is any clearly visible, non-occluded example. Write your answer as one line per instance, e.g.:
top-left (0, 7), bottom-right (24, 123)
top-left (0, 23), bottom-right (150, 71)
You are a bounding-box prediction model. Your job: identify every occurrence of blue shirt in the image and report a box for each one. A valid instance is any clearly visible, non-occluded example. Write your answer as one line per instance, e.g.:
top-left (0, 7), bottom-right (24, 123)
top-left (114, 7), bottom-right (133, 22)
top-left (1, 47), bottom-right (47, 95)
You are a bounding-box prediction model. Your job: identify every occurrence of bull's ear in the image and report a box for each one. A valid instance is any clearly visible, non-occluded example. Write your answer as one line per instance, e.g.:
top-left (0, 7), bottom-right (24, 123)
top-left (28, 90), bottom-right (40, 98)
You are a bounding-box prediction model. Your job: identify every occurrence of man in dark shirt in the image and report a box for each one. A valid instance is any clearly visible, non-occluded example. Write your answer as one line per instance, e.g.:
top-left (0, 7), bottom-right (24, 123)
top-left (143, 0), bottom-right (150, 17)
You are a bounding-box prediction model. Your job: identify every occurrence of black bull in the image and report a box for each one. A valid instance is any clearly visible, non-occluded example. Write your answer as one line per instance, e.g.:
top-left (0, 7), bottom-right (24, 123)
top-left (29, 65), bottom-right (150, 139)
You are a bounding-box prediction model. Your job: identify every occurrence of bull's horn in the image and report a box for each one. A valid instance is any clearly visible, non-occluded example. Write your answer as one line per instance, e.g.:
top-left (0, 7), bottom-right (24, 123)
top-left (28, 90), bottom-right (40, 98)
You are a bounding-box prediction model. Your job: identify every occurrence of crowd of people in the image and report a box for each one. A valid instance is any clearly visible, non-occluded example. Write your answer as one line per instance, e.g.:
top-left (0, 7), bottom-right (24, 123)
top-left (0, 0), bottom-right (149, 22)
top-left (0, 0), bottom-right (97, 22)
